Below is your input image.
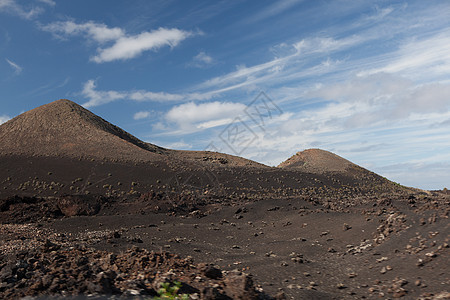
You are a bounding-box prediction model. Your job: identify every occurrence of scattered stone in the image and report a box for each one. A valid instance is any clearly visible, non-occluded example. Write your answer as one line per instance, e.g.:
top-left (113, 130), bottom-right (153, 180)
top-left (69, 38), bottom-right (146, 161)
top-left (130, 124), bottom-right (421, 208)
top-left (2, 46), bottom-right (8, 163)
top-left (265, 251), bottom-right (276, 257)
top-left (201, 264), bottom-right (222, 280)
top-left (336, 283), bottom-right (347, 289)
top-left (343, 223), bottom-right (352, 231)
top-left (267, 206), bottom-right (280, 211)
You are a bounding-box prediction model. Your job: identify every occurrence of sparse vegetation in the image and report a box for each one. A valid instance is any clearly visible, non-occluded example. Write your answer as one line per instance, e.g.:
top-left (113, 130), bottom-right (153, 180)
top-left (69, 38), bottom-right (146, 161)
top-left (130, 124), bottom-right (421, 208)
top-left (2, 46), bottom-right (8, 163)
top-left (154, 281), bottom-right (189, 300)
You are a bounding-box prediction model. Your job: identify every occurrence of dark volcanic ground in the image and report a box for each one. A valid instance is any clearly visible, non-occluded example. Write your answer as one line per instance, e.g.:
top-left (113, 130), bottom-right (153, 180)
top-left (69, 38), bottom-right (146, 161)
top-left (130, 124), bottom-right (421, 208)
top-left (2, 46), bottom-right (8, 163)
top-left (0, 157), bottom-right (449, 299)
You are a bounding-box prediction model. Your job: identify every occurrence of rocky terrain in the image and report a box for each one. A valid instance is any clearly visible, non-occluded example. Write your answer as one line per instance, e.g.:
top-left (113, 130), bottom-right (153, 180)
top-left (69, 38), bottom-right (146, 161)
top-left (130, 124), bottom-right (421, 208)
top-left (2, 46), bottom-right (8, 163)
top-left (0, 100), bottom-right (448, 299)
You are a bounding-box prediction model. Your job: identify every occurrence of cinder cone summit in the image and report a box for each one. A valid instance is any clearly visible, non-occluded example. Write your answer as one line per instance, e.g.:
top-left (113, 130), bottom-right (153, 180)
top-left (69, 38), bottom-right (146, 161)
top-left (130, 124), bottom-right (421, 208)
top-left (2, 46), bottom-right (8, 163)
top-left (0, 99), bottom-right (164, 161)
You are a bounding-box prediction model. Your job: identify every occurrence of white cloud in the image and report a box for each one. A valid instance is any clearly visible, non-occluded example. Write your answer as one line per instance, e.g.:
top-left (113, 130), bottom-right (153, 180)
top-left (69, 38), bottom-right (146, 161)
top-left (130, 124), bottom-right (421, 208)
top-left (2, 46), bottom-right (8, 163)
top-left (189, 51), bottom-right (214, 68)
top-left (161, 140), bottom-right (193, 150)
top-left (310, 73), bottom-right (414, 109)
top-left (81, 80), bottom-right (127, 107)
top-left (42, 21), bottom-right (194, 63)
top-left (293, 35), bottom-right (363, 55)
top-left (5, 58), bottom-right (22, 74)
top-left (196, 35), bottom-right (365, 93)
top-left (81, 80), bottom-right (215, 108)
top-left (0, 0), bottom-right (43, 19)
top-left (194, 7), bottom-right (450, 98)
top-left (133, 111), bottom-right (150, 120)
top-left (358, 31), bottom-right (450, 79)
top-left (393, 83), bottom-right (450, 118)
top-left (197, 118), bottom-right (234, 129)
top-left (195, 52), bottom-right (213, 64)
top-left (0, 115), bottom-right (10, 125)
top-left (245, 0), bottom-right (303, 23)
top-left (365, 6), bottom-right (394, 21)
top-left (309, 73), bottom-right (450, 122)
top-left (42, 21), bottom-right (124, 43)
top-left (37, 0), bottom-right (55, 6)
top-left (166, 101), bottom-right (246, 128)
top-left (93, 28), bottom-right (192, 63)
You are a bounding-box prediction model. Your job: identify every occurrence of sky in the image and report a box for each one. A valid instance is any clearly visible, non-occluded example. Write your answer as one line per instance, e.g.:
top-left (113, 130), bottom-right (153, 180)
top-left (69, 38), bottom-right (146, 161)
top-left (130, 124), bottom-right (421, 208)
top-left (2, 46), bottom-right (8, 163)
top-left (1, 0), bottom-right (450, 190)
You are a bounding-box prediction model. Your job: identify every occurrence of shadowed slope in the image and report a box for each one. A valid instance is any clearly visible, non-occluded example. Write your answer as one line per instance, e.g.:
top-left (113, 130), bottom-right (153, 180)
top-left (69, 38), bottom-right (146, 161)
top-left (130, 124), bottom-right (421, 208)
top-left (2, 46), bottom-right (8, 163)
top-left (0, 99), bottom-right (165, 162)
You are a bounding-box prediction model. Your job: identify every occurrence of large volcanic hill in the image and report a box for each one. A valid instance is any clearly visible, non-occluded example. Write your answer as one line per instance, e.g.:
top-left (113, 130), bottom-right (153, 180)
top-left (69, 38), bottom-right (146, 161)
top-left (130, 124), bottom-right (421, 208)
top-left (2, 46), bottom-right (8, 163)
top-left (0, 99), bottom-right (165, 161)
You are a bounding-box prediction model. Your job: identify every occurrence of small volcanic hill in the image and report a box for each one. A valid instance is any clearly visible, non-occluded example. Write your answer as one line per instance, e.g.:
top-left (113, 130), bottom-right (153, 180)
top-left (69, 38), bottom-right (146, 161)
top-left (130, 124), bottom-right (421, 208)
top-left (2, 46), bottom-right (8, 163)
top-left (0, 99), bottom-right (165, 162)
top-left (279, 148), bottom-right (360, 173)
top-left (278, 148), bottom-right (397, 192)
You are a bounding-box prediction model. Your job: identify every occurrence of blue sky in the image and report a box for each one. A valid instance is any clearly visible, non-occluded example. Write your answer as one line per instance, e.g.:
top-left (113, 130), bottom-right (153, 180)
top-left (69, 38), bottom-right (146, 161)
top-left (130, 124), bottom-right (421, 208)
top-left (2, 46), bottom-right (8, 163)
top-left (1, 0), bottom-right (450, 190)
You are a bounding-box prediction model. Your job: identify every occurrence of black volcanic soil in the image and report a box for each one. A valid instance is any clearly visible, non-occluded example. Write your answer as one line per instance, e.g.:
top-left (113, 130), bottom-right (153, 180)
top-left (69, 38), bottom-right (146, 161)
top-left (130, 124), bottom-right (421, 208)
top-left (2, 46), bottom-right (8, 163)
top-left (1, 189), bottom-right (449, 299)
top-left (0, 100), bottom-right (449, 299)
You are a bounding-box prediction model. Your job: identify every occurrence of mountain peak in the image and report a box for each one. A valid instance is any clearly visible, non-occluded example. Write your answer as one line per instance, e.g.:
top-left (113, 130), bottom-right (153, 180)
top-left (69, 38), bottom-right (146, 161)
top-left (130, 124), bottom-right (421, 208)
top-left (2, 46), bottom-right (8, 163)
top-left (0, 99), bottom-right (164, 161)
top-left (48, 98), bottom-right (78, 106)
top-left (36, 99), bottom-right (85, 114)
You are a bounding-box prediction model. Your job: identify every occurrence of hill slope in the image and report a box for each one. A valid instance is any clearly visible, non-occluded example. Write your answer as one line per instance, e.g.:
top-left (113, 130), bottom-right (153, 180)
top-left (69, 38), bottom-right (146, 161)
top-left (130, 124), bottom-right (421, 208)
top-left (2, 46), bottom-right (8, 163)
top-left (0, 99), bottom-right (166, 162)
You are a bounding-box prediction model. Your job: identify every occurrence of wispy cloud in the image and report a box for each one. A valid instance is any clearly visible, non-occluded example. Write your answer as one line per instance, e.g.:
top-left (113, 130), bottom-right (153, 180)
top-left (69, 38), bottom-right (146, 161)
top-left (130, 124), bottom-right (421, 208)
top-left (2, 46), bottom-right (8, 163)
top-left (245, 0), bottom-right (303, 23)
top-left (195, 35), bottom-right (366, 93)
top-left (23, 77), bottom-right (70, 98)
top-left (160, 140), bottom-right (193, 150)
top-left (0, 115), bottom-right (10, 125)
top-left (81, 80), bottom-right (215, 107)
top-left (41, 20), bottom-right (123, 42)
top-left (188, 51), bottom-right (215, 68)
top-left (133, 111), bottom-right (151, 120)
top-left (365, 6), bottom-right (395, 21)
top-left (37, 0), bottom-right (55, 6)
top-left (41, 21), bottom-right (196, 63)
top-left (5, 58), bottom-right (22, 74)
top-left (358, 30), bottom-right (450, 80)
top-left (0, 0), bottom-right (43, 19)
top-left (165, 101), bottom-right (246, 131)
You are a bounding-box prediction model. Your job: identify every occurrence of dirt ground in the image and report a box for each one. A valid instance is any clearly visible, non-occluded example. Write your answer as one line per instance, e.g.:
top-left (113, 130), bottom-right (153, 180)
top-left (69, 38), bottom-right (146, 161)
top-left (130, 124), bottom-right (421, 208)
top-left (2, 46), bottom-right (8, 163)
top-left (1, 159), bottom-right (449, 299)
